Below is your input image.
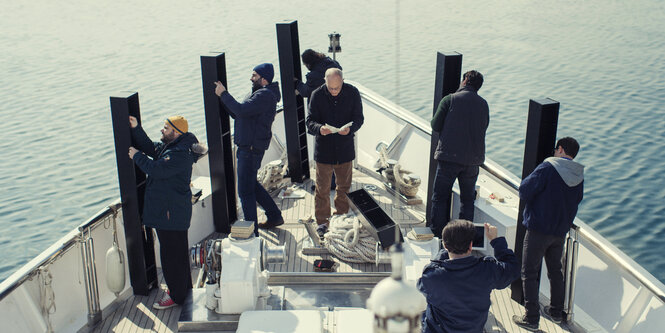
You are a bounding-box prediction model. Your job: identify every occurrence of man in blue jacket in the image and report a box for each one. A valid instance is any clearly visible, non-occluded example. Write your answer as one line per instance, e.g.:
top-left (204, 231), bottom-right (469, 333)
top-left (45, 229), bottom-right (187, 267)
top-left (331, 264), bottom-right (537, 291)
top-left (214, 63), bottom-right (284, 234)
top-left (305, 68), bottom-right (364, 236)
top-left (418, 220), bottom-right (520, 332)
top-left (429, 70), bottom-right (490, 238)
top-left (129, 115), bottom-right (205, 309)
top-left (513, 137), bottom-right (584, 331)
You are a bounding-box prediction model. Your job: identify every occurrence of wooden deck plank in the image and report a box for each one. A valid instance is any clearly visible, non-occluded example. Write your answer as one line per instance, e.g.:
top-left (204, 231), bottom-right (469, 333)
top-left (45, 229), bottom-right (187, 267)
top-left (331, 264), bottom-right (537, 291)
top-left (97, 296), bottom-right (125, 332)
top-left (135, 281), bottom-right (163, 332)
top-left (113, 291), bottom-right (142, 333)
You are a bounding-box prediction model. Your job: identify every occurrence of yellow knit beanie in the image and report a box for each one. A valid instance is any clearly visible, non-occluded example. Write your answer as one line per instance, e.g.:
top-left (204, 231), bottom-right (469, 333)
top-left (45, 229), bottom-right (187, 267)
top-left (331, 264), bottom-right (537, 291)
top-left (166, 116), bottom-right (188, 134)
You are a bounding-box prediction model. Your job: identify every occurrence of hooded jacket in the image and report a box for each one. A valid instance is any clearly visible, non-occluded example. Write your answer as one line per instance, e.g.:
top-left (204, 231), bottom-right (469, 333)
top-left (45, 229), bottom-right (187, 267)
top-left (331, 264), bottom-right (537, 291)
top-left (220, 81), bottom-right (281, 151)
top-left (432, 85), bottom-right (490, 166)
top-left (306, 82), bottom-right (364, 164)
top-left (131, 126), bottom-right (205, 231)
top-left (417, 237), bottom-right (520, 333)
top-left (296, 57), bottom-right (342, 98)
top-left (519, 157), bottom-right (585, 237)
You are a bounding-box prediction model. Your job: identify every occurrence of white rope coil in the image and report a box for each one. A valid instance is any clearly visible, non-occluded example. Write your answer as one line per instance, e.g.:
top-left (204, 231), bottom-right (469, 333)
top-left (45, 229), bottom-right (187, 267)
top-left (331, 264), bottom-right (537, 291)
top-left (377, 147), bottom-right (421, 197)
top-left (324, 215), bottom-right (376, 263)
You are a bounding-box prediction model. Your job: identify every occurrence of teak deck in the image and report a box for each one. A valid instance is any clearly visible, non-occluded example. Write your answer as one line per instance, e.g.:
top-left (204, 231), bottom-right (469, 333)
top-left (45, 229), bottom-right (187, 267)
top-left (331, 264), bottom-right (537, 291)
top-left (93, 170), bottom-right (570, 333)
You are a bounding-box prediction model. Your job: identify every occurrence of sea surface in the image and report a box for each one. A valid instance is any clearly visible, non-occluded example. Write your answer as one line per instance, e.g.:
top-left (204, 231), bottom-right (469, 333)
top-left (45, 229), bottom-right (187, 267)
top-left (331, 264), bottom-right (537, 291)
top-left (1, 0), bottom-right (664, 284)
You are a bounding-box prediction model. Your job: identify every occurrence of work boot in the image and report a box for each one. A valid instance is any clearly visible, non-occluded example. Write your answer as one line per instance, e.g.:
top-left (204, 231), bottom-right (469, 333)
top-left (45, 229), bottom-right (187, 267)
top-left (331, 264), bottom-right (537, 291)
top-left (316, 223), bottom-right (329, 238)
top-left (512, 315), bottom-right (539, 331)
top-left (542, 305), bottom-right (563, 324)
top-left (258, 218), bottom-right (284, 229)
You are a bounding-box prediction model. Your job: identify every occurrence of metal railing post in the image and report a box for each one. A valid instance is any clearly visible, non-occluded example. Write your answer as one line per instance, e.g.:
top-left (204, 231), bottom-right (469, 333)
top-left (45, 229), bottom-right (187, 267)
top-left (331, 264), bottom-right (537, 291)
top-left (79, 228), bottom-right (102, 327)
top-left (563, 228), bottom-right (579, 322)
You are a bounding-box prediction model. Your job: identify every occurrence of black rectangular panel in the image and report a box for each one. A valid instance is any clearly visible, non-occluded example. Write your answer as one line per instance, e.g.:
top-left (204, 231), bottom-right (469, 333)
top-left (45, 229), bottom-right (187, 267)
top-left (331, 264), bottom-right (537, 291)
top-left (511, 98), bottom-right (560, 303)
top-left (201, 53), bottom-right (237, 233)
top-left (348, 189), bottom-right (403, 249)
top-left (426, 52), bottom-right (463, 226)
top-left (276, 20), bottom-right (310, 183)
top-left (110, 92), bottom-right (157, 295)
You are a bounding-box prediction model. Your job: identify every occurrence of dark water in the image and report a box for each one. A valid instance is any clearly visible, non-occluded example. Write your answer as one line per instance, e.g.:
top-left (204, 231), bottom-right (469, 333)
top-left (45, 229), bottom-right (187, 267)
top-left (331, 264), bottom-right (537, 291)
top-left (1, 0), bottom-right (664, 283)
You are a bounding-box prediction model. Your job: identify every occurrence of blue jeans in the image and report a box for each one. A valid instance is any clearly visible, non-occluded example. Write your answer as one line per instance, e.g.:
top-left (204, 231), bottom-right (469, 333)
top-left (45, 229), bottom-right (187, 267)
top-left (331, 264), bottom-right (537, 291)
top-left (522, 229), bottom-right (566, 324)
top-left (236, 148), bottom-right (282, 236)
top-left (429, 160), bottom-right (479, 237)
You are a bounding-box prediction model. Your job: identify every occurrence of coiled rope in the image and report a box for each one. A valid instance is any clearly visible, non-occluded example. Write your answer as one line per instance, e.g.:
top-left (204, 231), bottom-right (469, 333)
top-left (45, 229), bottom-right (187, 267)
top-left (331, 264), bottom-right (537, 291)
top-left (324, 214), bottom-right (376, 263)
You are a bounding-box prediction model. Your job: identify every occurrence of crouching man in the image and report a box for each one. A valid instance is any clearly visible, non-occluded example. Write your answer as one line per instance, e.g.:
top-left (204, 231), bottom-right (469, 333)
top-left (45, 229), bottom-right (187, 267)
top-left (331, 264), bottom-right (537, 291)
top-left (418, 220), bottom-right (520, 332)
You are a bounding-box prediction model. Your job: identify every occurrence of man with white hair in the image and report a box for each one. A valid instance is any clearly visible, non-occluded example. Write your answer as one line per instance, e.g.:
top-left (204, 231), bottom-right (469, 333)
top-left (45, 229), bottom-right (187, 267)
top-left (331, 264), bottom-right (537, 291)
top-left (306, 68), bottom-right (364, 236)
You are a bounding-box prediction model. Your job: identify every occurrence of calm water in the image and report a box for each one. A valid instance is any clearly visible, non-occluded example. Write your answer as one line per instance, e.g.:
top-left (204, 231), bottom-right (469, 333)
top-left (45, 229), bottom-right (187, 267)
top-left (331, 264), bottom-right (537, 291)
top-left (1, 0), bottom-right (664, 283)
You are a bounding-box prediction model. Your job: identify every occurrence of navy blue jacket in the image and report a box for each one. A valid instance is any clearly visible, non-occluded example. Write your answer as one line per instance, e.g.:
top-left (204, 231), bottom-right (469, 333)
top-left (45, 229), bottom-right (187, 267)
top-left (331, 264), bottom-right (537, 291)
top-left (296, 57), bottom-right (342, 98)
top-left (417, 237), bottom-right (520, 333)
top-left (306, 82), bottom-right (364, 164)
top-left (432, 86), bottom-right (489, 166)
top-left (131, 127), bottom-right (203, 231)
top-left (220, 81), bottom-right (281, 151)
top-left (520, 157), bottom-right (585, 237)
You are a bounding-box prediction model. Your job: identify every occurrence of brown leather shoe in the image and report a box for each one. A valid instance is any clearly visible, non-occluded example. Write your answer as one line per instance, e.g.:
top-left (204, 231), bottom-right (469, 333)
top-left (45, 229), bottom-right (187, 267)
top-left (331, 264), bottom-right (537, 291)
top-left (258, 218), bottom-right (284, 229)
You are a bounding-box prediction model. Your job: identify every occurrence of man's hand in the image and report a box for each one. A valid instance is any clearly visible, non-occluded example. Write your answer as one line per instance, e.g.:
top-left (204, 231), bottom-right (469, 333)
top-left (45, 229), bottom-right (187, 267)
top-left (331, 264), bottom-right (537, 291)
top-left (214, 81), bottom-right (226, 96)
top-left (129, 116), bottom-right (138, 129)
top-left (294, 78), bottom-right (301, 95)
top-left (320, 126), bottom-right (333, 136)
top-left (338, 127), bottom-right (350, 135)
top-left (128, 147), bottom-right (139, 159)
top-left (485, 223), bottom-right (498, 241)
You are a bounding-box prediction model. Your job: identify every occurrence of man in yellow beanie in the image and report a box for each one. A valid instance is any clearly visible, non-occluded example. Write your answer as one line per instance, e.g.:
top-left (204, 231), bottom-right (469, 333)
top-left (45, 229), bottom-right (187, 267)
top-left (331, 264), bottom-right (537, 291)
top-left (128, 115), bottom-right (206, 310)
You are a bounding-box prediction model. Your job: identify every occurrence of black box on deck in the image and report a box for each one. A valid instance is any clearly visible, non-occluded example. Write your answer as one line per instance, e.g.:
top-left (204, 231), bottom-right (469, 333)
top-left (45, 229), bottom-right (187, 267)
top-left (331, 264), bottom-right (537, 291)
top-left (347, 189), bottom-right (403, 249)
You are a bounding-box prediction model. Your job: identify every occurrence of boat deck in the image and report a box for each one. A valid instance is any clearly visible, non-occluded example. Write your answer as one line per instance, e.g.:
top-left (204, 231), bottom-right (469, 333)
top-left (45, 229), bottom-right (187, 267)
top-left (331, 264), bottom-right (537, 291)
top-left (93, 170), bottom-right (571, 333)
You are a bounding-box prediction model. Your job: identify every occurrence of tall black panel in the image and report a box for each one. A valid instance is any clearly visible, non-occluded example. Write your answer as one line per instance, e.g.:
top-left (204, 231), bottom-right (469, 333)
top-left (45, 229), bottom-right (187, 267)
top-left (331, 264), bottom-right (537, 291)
top-left (425, 52), bottom-right (463, 227)
top-left (201, 53), bottom-right (237, 233)
top-left (110, 92), bottom-right (157, 295)
top-left (276, 20), bottom-right (310, 183)
top-left (511, 98), bottom-right (560, 303)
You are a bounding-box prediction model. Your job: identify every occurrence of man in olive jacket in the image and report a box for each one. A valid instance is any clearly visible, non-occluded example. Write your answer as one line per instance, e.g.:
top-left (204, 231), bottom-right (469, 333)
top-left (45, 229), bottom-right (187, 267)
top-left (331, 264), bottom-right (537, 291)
top-left (429, 70), bottom-right (489, 237)
top-left (306, 68), bottom-right (364, 235)
top-left (129, 115), bottom-right (205, 310)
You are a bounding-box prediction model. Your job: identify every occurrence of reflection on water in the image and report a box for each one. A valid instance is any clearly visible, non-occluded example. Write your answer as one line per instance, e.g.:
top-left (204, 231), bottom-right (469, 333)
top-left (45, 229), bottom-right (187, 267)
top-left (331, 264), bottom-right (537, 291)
top-left (1, 0), bottom-right (664, 282)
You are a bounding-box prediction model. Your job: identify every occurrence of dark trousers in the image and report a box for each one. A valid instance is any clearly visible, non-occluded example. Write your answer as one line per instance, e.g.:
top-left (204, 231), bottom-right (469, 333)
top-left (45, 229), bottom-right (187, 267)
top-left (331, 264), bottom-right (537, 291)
top-left (429, 160), bottom-right (479, 237)
top-left (156, 229), bottom-right (192, 304)
top-left (237, 148), bottom-right (283, 236)
top-left (521, 229), bottom-right (566, 324)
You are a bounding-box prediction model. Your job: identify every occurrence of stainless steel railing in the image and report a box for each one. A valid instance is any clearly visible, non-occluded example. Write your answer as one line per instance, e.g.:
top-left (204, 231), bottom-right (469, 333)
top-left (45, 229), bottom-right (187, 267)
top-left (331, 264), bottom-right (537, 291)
top-left (563, 228), bottom-right (580, 321)
top-left (0, 202), bottom-right (122, 302)
top-left (356, 81), bottom-right (665, 311)
top-left (570, 223), bottom-right (665, 303)
top-left (79, 226), bottom-right (102, 326)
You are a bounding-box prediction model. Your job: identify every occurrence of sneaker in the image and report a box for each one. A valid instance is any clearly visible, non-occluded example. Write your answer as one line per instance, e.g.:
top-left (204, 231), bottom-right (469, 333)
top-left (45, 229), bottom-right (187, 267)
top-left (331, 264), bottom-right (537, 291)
top-left (316, 224), bottom-right (328, 238)
top-left (153, 293), bottom-right (177, 310)
top-left (258, 218), bottom-right (284, 229)
top-left (542, 305), bottom-right (563, 324)
top-left (512, 315), bottom-right (539, 331)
